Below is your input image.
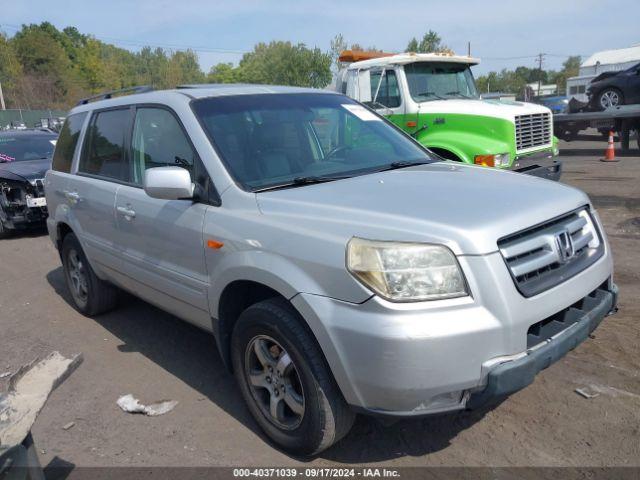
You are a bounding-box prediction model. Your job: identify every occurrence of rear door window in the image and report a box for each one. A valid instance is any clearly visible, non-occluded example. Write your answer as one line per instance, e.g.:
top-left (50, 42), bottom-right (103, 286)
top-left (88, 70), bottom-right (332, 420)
top-left (79, 108), bottom-right (130, 181)
top-left (52, 112), bottom-right (87, 173)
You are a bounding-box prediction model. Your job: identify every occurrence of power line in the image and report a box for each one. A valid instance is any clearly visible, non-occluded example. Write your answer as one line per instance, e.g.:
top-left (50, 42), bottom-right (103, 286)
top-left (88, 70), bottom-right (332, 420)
top-left (0, 23), bottom-right (248, 55)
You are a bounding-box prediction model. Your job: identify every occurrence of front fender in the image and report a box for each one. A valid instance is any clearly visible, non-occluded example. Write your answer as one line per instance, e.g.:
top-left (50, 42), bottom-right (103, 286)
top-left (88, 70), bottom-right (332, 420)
top-left (207, 249), bottom-right (371, 319)
top-left (418, 130), bottom-right (513, 165)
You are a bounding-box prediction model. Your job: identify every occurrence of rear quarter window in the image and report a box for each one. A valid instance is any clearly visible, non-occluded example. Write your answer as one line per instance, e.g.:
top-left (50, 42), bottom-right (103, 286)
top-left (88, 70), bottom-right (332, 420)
top-left (52, 112), bottom-right (87, 173)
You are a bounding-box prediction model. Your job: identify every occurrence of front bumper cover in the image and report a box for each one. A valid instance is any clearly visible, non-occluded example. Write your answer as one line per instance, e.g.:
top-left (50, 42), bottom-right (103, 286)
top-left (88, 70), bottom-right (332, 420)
top-left (511, 150), bottom-right (562, 181)
top-left (467, 283), bottom-right (617, 409)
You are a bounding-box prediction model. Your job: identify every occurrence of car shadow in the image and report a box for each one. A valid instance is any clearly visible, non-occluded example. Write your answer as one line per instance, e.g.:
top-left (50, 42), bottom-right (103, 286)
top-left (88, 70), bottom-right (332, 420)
top-left (1, 225), bottom-right (48, 239)
top-left (46, 266), bottom-right (497, 462)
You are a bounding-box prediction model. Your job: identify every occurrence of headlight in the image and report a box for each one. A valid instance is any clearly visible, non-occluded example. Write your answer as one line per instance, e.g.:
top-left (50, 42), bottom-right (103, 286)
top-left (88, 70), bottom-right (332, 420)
top-left (346, 238), bottom-right (468, 302)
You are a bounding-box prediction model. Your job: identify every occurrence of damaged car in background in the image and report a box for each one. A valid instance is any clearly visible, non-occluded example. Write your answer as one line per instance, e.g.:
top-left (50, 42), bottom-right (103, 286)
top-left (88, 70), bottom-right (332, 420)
top-left (0, 129), bottom-right (57, 238)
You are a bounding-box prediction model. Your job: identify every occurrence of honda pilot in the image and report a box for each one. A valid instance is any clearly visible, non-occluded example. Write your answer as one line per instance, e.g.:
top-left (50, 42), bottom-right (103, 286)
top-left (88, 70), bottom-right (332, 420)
top-left (45, 85), bottom-right (617, 455)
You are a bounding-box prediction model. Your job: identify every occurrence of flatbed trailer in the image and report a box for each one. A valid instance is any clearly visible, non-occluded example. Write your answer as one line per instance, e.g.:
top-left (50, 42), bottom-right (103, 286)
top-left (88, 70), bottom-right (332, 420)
top-left (554, 104), bottom-right (640, 151)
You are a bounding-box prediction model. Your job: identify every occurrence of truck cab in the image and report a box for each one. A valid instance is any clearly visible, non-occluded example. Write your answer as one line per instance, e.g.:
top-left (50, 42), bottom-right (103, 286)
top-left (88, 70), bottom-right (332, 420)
top-left (336, 51), bottom-right (561, 180)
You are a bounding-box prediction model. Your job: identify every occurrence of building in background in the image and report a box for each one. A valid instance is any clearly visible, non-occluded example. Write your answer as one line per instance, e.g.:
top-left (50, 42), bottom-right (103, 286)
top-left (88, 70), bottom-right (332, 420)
top-left (567, 44), bottom-right (640, 103)
top-left (526, 82), bottom-right (558, 96)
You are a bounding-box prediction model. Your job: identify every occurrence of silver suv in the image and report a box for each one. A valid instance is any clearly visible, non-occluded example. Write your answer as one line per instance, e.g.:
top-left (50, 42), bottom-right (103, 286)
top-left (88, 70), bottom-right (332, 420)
top-left (45, 85), bottom-right (617, 455)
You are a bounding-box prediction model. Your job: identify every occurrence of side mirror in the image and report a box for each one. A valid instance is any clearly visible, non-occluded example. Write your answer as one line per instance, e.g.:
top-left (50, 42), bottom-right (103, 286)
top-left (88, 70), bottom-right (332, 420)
top-left (143, 166), bottom-right (194, 200)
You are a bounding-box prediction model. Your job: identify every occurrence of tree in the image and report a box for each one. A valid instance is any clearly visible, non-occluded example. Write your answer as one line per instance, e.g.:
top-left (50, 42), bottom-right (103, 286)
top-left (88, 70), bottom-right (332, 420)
top-left (208, 63), bottom-right (239, 83)
top-left (405, 30), bottom-right (449, 53)
top-left (549, 56), bottom-right (581, 94)
top-left (0, 33), bottom-right (23, 108)
top-left (236, 41), bottom-right (332, 88)
top-left (166, 50), bottom-right (205, 87)
top-left (329, 34), bottom-right (348, 72)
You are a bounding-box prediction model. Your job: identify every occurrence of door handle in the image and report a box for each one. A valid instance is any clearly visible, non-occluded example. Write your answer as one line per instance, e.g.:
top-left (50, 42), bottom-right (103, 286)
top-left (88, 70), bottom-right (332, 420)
top-left (64, 191), bottom-right (81, 204)
top-left (116, 206), bottom-right (136, 219)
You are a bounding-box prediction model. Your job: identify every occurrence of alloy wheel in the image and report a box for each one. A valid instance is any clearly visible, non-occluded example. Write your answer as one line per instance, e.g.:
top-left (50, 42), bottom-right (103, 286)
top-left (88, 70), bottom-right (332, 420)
top-left (600, 90), bottom-right (620, 109)
top-left (244, 335), bottom-right (305, 430)
top-left (67, 248), bottom-right (89, 306)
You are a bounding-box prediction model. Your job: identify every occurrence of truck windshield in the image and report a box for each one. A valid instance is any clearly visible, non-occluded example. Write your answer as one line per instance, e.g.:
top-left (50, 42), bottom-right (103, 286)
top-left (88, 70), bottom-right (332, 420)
top-left (192, 93), bottom-right (435, 191)
top-left (0, 134), bottom-right (56, 163)
top-left (405, 62), bottom-right (479, 102)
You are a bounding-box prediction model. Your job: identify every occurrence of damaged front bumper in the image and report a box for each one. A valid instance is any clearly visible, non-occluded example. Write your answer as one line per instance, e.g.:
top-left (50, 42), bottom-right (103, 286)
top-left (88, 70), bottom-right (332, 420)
top-left (467, 283), bottom-right (617, 409)
top-left (0, 179), bottom-right (48, 230)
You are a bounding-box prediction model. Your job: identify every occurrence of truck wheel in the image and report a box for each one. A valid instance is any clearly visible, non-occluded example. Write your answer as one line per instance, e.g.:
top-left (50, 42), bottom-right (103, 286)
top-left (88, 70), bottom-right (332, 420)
top-left (231, 298), bottom-right (355, 455)
top-left (598, 88), bottom-right (624, 110)
top-left (61, 233), bottom-right (119, 316)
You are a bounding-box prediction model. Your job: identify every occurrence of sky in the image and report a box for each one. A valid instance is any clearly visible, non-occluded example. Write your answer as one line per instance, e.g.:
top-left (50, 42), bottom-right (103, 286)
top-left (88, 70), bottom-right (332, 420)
top-left (1, 0), bottom-right (638, 76)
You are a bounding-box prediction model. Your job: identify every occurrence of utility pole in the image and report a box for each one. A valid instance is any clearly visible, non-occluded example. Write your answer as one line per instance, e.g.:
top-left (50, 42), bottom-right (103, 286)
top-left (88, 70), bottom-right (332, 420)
top-left (0, 82), bottom-right (5, 110)
top-left (536, 53), bottom-right (545, 97)
top-left (467, 41), bottom-right (471, 57)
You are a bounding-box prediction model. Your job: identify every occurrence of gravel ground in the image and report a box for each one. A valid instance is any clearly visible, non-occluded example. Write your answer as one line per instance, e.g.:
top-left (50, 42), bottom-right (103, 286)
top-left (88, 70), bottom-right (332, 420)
top-left (1, 131), bottom-right (638, 469)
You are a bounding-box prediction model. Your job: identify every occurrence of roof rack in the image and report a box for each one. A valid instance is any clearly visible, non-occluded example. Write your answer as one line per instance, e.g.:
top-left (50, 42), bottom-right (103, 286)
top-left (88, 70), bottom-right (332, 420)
top-left (76, 86), bottom-right (154, 106)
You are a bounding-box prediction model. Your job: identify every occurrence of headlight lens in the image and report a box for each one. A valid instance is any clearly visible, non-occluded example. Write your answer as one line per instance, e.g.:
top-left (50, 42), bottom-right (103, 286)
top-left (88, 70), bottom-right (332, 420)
top-left (347, 238), bottom-right (468, 302)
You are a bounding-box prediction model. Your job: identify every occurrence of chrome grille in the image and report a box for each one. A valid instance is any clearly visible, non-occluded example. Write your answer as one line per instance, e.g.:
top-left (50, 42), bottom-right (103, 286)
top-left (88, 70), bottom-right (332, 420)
top-left (498, 208), bottom-right (604, 297)
top-left (515, 113), bottom-right (552, 151)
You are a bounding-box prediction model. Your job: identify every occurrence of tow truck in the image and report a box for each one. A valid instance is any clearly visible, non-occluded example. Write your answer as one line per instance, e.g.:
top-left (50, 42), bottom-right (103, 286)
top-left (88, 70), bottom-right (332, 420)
top-left (335, 50), bottom-right (562, 180)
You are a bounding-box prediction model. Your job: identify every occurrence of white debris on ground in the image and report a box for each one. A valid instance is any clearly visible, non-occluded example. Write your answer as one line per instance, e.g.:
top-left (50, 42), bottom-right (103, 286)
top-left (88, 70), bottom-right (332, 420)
top-left (116, 394), bottom-right (178, 416)
top-left (575, 387), bottom-right (600, 399)
top-left (0, 352), bottom-right (83, 447)
top-left (0, 372), bottom-right (11, 379)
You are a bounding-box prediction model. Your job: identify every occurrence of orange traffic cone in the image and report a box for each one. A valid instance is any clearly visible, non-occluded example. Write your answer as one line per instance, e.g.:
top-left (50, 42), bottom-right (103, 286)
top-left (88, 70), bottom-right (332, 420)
top-left (600, 131), bottom-right (619, 162)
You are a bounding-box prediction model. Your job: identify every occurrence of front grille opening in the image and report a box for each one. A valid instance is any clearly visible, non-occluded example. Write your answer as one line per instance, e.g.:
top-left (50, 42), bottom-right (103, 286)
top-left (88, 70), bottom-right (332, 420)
top-left (515, 112), bottom-right (552, 151)
top-left (498, 208), bottom-right (604, 297)
top-left (526, 283), bottom-right (607, 348)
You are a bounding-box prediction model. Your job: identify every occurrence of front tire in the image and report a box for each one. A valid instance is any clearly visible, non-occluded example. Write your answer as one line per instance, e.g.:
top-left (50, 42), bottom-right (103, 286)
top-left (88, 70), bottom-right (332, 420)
top-left (61, 233), bottom-right (119, 316)
top-left (598, 88), bottom-right (624, 110)
top-left (231, 298), bottom-right (355, 455)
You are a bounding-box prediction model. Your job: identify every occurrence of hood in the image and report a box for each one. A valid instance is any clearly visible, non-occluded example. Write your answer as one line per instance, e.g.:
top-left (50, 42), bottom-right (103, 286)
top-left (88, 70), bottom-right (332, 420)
top-left (0, 158), bottom-right (51, 182)
top-left (591, 71), bottom-right (619, 83)
top-left (415, 98), bottom-right (551, 122)
top-left (256, 162), bottom-right (590, 255)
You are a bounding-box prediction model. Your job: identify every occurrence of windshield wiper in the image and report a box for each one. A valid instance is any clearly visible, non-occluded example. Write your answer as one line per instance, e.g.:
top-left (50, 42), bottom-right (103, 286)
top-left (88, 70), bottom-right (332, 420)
top-left (415, 92), bottom-right (446, 101)
top-left (445, 92), bottom-right (473, 99)
top-left (375, 160), bottom-right (432, 172)
top-left (253, 175), bottom-right (353, 192)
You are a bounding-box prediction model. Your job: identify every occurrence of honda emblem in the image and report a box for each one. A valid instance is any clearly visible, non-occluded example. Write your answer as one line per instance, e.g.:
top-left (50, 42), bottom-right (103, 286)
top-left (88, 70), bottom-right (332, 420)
top-left (555, 230), bottom-right (575, 263)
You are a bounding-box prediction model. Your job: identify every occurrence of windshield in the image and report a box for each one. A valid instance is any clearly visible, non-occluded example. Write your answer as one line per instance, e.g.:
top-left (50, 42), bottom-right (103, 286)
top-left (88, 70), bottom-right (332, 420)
top-left (0, 135), bottom-right (56, 163)
top-left (405, 62), bottom-right (479, 102)
top-left (192, 93), bottom-right (434, 191)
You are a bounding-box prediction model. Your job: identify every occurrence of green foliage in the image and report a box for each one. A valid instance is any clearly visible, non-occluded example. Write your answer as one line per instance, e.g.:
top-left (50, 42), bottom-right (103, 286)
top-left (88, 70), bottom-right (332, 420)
top-left (405, 30), bottom-right (450, 53)
top-left (0, 23), bottom-right (333, 109)
top-left (207, 63), bottom-right (240, 83)
top-left (476, 55), bottom-right (582, 95)
top-left (207, 41), bottom-right (332, 89)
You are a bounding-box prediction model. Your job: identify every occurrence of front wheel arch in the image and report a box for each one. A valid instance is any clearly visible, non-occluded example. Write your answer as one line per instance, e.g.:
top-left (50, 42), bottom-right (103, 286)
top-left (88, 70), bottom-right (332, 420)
top-left (428, 147), bottom-right (464, 162)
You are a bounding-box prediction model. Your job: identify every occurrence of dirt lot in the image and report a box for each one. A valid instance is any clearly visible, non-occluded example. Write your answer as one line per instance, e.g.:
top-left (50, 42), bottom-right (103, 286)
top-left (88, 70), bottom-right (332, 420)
top-left (1, 131), bottom-right (639, 469)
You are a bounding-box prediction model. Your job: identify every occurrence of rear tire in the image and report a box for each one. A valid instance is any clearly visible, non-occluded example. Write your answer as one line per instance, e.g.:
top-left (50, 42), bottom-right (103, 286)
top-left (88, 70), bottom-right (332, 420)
top-left (61, 233), bottom-right (119, 316)
top-left (231, 298), bottom-right (355, 455)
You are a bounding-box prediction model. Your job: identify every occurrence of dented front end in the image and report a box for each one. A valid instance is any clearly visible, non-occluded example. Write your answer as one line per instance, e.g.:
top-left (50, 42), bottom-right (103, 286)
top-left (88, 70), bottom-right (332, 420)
top-left (0, 177), bottom-right (48, 230)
